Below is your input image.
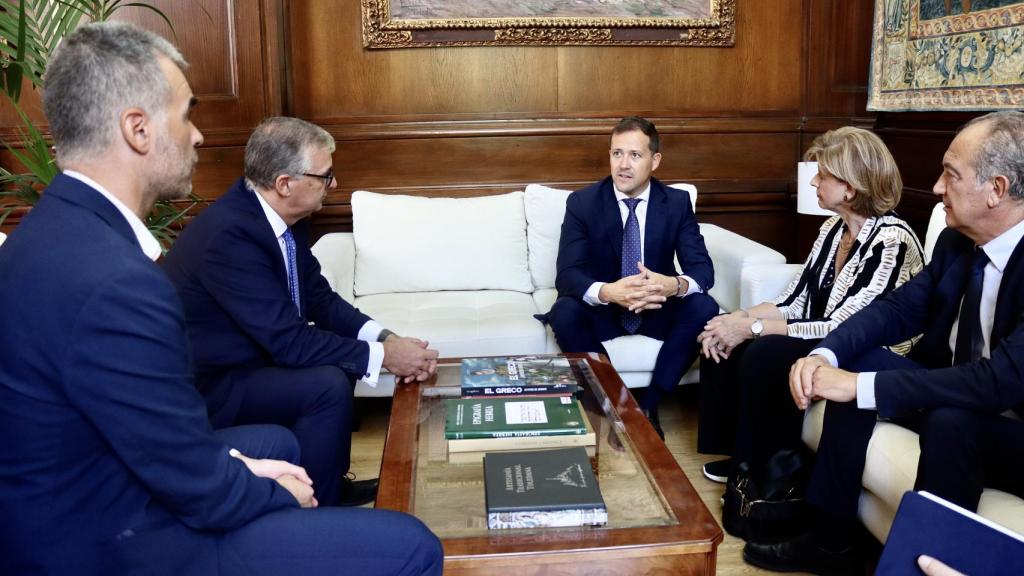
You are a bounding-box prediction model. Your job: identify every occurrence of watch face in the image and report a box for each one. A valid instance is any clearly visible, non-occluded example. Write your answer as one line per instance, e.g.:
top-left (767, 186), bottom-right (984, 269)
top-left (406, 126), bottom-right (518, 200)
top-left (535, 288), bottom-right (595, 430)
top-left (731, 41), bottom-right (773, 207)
top-left (751, 320), bottom-right (763, 335)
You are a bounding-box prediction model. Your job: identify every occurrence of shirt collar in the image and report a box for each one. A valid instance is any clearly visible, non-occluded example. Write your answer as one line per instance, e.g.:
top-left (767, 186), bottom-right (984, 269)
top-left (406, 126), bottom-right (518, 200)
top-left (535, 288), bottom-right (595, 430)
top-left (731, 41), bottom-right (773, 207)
top-left (63, 170), bottom-right (162, 261)
top-left (247, 179), bottom-right (289, 239)
top-left (980, 217), bottom-right (1024, 274)
top-left (613, 182), bottom-right (651, 204)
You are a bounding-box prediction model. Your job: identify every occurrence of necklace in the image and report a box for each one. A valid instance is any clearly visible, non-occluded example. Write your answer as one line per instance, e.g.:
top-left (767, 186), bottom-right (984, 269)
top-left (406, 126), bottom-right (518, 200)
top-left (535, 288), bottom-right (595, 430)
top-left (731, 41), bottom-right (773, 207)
top-left (838, 230), bottom-right (854, 253)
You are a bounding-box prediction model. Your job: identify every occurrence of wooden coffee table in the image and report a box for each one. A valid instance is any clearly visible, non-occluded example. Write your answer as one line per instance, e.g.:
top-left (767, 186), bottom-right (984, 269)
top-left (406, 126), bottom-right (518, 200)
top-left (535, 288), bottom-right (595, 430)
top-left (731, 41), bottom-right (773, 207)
top-left (376, 353), bottom-right (722, 575)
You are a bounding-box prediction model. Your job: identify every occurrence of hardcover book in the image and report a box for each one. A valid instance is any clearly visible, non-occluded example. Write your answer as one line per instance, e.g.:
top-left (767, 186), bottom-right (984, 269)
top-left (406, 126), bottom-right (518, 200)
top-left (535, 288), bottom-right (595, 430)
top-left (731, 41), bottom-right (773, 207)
top-left (483, 447), bottom-right (608, 530)
top-left (448, 406), bottom-right (595, 453)
top-left (876, 491), bottom-right (1024, 575)
top-left (444, 396), bottom-right (588, 440)
top-left (461, 356), bottom-right (581, 397)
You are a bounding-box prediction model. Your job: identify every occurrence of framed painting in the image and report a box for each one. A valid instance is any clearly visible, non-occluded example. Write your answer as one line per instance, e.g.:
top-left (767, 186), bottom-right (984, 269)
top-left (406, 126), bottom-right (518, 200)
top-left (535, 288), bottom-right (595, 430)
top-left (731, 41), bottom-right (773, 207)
top-left (361, 0), bottom-right (736, 48)
top-left (868, 0), bottom-right (1024, 111)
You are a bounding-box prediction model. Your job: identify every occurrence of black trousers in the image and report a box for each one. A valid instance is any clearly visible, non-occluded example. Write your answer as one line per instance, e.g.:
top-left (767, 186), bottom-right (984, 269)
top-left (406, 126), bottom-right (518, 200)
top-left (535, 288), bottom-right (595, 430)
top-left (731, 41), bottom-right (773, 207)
top-left (204, 365), bottom-right (355, 507)
top-left (915, 407), bottom-right (1024, 511)
top-left (548, 292), bottom-right (718, 408)
top-left (697, 334), bottom-right (820, 469)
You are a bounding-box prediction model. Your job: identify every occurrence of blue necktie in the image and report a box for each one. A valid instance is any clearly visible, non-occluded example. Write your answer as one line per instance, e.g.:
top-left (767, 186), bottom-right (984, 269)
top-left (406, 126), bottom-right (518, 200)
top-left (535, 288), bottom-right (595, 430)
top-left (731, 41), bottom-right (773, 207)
top-left (282, 228), bottom-right (302, 316)
top-left (953, 247), bottom-right (989, 365)
top-left (621, 198), bottom-right (642, 334)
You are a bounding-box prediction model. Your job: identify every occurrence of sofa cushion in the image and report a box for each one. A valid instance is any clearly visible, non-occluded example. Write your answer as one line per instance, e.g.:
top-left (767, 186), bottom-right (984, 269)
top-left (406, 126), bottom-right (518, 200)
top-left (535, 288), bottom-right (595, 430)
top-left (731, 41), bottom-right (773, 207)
top-left (524, 184), bottom-right (572, 290)
top-left (351, 191), bottom-right (533, 295)
top-left (352, 291), bottom-right (547, 357)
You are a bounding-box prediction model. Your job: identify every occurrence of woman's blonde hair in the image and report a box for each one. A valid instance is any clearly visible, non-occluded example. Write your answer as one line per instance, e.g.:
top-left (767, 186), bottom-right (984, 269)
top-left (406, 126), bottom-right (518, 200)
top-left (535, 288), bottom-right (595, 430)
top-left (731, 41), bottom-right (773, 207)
top-left (804, 127), bottom-right (902, 217)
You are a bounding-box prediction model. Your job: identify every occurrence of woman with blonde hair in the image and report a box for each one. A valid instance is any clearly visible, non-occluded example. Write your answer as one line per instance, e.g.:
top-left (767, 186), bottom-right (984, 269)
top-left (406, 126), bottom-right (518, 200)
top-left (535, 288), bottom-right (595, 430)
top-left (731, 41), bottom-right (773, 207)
top-left (696, 126), bottom-right (924, 484)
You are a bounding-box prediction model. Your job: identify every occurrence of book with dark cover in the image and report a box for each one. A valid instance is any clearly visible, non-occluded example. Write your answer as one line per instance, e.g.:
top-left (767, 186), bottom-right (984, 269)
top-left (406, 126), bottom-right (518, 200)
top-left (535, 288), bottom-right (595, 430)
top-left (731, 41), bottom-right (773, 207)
top-left (461, 356), bottom-right (581, 397)
top-left (483, 447), bottom-right (607, 529)
top-left (876, 491), bottom-right (1024, 576)
top-left (445, 396), bottom-right (588, 440)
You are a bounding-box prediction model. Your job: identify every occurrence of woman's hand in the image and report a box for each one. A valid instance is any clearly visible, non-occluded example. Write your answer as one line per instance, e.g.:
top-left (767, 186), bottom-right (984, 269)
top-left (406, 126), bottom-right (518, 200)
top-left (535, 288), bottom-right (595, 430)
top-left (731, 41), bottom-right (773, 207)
top-left (698, 313), bottom-right (755, 362)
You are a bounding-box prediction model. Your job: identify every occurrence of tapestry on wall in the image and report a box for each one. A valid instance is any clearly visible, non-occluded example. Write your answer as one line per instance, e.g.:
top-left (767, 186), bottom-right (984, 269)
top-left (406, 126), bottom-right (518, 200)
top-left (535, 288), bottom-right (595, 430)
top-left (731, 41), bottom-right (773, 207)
top-left (868, 0), bottom-right (1024, 111)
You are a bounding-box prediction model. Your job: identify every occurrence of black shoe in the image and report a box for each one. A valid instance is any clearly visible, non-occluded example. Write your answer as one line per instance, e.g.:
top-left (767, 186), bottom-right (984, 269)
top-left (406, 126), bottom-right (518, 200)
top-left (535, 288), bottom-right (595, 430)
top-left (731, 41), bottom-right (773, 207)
top-left (702, 457), bottom-right (733, 484)
top-left (742, 531), bottom-right (860, 576)
top-left (641, 407), bottom-right (665, 440)
top-left (338, 475), bottom-right (378, 507)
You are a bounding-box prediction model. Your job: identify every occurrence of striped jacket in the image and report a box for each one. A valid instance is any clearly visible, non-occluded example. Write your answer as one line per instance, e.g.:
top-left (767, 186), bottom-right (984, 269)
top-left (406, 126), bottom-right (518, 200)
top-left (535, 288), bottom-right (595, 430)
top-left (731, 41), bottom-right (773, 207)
top-left (774, 213), bottom-right (924, 350)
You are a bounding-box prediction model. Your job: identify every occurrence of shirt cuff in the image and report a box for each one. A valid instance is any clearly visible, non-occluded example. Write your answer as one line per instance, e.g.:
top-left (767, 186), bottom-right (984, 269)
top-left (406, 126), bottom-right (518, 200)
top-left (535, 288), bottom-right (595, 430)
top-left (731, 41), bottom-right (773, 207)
top-left (358, 320), bottom-right (385, 342)
top-left (584, 282), bottom-right (607, 306)
top-left (856, 372), bottom-right (878, 410)
top-left (678, 275), bottom-right (701, 297)
top-left (361, 341), bottom-right (384, 387)
top-left (809, 347), bottom-right (839, 367)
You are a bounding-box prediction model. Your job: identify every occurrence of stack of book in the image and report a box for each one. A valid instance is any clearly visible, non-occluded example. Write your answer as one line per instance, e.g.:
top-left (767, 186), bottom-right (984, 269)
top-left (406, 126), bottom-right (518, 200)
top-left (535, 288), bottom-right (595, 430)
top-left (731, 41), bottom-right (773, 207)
top-left (484, 446), bottom-right (607, 529)
top-left (444, 356), bottom-right (596, 461)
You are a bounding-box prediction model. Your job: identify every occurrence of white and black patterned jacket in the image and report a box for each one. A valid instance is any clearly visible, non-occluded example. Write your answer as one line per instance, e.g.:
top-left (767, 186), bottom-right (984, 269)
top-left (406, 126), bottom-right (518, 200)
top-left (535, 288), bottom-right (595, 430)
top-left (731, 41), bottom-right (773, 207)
top-left (774, 213), bottom-right (924, 351)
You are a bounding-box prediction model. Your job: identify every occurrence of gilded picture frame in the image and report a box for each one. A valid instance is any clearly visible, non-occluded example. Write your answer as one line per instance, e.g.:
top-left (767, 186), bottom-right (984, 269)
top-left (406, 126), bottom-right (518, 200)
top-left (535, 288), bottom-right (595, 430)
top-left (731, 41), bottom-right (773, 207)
top-left (361, 0), bottom-right (736, 48)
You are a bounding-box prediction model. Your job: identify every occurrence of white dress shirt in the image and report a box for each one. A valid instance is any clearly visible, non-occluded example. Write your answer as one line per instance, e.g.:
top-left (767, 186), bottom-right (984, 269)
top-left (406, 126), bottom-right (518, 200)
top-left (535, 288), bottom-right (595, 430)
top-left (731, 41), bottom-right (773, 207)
top-left (584, 183), bottom-right (702, 305)
top-left (250, 182), bottom-right (385, 386)
top-left (813, 218), bottom-right (1024, 410)
top-left (64, 170), bottom-right (162, 261)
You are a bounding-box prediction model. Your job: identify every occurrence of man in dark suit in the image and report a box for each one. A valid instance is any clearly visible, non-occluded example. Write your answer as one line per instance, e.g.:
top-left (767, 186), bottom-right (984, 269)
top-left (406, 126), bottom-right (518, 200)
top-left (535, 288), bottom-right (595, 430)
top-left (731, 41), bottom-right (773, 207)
top-left (744, 112), bottom-right (1024, 575)
top-left (548, 116), bottom-right (719, 437)
top-left (0, 22), bottom-right (441, 575)
top-left (162, 117), bottom-right (439, 507)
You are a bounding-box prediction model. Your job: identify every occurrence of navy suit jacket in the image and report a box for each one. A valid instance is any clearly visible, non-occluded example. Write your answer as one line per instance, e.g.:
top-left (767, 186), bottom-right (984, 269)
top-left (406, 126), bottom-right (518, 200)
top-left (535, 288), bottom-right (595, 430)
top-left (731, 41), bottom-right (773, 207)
top-left (818, 227), bottom-right (1024, 419)
top-left (0, 174), bottom-right (296, 575)
top-left (555, 176), bottom-right (714, 321)
top-left (162, 178), bottom-right (372, 420)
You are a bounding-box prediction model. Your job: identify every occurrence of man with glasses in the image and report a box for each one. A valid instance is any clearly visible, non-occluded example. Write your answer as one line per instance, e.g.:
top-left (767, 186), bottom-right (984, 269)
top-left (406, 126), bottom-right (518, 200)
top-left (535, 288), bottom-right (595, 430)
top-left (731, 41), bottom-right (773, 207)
top-left (163, 117), bottom-right (439, 507)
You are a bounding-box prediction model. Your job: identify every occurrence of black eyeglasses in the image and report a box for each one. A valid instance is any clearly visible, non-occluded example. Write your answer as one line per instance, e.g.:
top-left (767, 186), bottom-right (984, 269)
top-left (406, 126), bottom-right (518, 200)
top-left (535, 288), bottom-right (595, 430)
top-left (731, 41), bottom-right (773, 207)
top-left (300, 168), bottom-right (334, 187)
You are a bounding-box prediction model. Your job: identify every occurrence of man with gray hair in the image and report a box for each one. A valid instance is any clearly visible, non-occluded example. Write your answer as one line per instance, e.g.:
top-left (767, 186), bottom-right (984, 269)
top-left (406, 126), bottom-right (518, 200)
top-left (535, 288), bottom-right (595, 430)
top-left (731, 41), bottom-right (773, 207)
top-left (745, 111), bottom-right (1024, 574)
top-left (0, 22), bottom-right (441, 575)
top-left (163, 116), bottom-right (439, 507)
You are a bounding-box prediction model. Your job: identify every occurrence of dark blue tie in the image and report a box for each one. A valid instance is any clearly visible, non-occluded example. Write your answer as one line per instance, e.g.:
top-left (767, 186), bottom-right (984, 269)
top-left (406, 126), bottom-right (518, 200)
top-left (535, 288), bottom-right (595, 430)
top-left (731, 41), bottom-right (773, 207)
top-left (953, 247), bottom-right (989, 365)
top-left (282, 228), bottom-right (302, 316)
top-left (621, 198), bottom-right (642, 334)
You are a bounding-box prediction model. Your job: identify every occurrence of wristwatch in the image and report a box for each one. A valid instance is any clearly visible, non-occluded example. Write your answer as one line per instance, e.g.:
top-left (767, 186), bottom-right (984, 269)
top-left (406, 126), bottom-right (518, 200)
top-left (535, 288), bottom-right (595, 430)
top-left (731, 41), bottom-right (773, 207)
top-left (750, 319), bottom-right (764, 339)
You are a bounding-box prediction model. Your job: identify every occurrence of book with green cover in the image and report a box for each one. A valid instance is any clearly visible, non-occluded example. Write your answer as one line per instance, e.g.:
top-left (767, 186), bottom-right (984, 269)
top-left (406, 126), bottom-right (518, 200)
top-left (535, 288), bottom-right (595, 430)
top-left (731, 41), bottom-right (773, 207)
top-left (444, 396), bottom-right (588, 440)
top-left (460, 356), bottom-right (581, 397)
top-left (483, 447), bottom-right (607, 529)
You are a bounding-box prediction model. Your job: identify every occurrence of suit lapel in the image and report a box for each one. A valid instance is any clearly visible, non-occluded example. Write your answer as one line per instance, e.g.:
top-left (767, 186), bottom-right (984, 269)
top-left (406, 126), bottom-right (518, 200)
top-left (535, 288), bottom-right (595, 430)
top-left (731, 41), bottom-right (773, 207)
top-left (644, 182), bottom-right (668, 270)
top-left (601, 181), bottom-right (624, 266)
top-left (46, 173), bottom-right (139, 249)
top-left (992, 235), bottom-right (1024, 345)
top-left (232, 179), bottom-right (291, 293)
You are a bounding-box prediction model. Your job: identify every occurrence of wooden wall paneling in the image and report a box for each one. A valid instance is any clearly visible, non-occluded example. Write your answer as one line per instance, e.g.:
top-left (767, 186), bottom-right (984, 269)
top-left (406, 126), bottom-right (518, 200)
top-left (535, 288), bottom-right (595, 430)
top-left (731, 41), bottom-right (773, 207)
top-left (557, 0), bottom-right (803, 114)
top-left (874, 112), bottom-right (982, 239)
top-left (109, 0), bottom-right (272, 145)
top-left (287, 1), bottom-right (560, 120)
top-left (804, 0), bottom-right (874, 119)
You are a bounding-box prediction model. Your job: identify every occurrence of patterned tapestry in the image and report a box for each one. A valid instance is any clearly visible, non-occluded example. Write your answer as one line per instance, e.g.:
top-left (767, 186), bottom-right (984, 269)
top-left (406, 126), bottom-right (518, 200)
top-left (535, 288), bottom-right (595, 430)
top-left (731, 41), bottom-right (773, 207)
top-left (868, 0), bottom-right (1024, 111)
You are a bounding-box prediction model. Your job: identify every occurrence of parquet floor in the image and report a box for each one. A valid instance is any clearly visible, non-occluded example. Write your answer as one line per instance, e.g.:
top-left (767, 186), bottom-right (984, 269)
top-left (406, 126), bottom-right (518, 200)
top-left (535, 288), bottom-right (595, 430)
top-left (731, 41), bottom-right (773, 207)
top-left (348, 386), bottom-right (812, 575)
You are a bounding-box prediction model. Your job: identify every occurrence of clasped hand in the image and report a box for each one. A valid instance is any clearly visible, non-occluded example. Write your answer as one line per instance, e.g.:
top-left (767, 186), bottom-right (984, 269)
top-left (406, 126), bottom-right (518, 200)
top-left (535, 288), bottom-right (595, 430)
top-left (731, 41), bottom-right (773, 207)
top-left (230, 449), bottom-right (317, 508)
top-left (600, 262), bottom-right (677, 313)
top-left (383, 335), bottom-right (439, 384)
top-left (788, 355), bottom-right (858, 410)
top-left (697, 312), bottom-right (752, 363)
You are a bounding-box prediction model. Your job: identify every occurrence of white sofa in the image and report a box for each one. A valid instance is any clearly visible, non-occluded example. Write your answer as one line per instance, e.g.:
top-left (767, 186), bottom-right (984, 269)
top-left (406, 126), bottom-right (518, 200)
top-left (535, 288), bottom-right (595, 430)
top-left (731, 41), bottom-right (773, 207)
top-left (312, 183), bottom-right (785, 396)
top-left (740, 203), bottom-right (1024, 541)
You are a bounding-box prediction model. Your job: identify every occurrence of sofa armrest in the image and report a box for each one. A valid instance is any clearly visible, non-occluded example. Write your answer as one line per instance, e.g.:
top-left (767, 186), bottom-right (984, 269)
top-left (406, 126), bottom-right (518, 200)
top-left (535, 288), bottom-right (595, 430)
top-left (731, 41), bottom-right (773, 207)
top-left (311, 232), bottom-right (356, 302)
top-left (740, 263), bottom-right (803, 310)
top-left (700, 223), bottom-right (786, 313)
